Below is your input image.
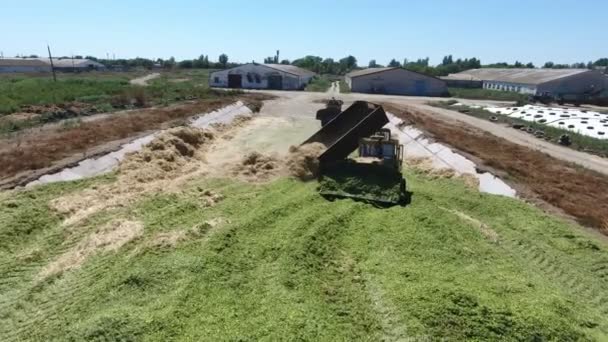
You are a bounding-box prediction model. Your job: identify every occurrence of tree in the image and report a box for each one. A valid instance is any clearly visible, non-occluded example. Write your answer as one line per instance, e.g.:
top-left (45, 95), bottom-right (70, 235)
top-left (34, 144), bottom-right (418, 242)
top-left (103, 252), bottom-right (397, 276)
top-left (593, 58), bottom-right (608, 67)
top-left (441, 55), bottom-right (453, 65)
top-left (165, 57), bottom-right (176, 69)
top-left (543, 61), bottom-right (555, 68)
top-left (368, 59), bottom-right (378, 68)
top-left (525, 62), bottom-right (535, 68)
top-left (388, 59), bottom-right (401, 67)
top-left (193, 55), bottom-right (210, 68)
top-left (280, 59), bottom-right (290, 65)
top-left (338, 55), bottom-right (357, 74)
top-left (179, 60), bottom-right (193, 68)
top-left (219, 54), bottom-right (228, 68)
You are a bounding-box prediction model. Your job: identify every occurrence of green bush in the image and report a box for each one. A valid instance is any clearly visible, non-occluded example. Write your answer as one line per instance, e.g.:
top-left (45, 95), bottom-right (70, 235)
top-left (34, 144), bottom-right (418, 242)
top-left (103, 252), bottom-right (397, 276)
top-left (448, 87), bottom-right (528, 102)
top-left (305, 76), bottom-right (332, 92)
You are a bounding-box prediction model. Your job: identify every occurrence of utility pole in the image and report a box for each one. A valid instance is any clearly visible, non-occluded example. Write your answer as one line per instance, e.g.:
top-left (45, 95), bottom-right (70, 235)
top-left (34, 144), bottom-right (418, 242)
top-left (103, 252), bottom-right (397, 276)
top-left (47, 45), bottom-right (57, 82)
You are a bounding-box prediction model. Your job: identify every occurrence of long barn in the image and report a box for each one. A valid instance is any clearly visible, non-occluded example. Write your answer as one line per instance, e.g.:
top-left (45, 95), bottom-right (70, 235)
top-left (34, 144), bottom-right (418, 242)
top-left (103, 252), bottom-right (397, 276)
top-left (345, 67), bottom-right (447, 96)
top-left (209, 63), bottom-right (315, 90)
top-left (446, 68), bottom-right (607, 96)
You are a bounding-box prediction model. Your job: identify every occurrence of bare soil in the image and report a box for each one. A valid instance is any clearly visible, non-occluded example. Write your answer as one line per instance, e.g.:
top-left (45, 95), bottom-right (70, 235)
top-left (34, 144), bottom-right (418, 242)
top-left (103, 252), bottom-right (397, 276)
top-left (385, 103), bottom-right (608, 234)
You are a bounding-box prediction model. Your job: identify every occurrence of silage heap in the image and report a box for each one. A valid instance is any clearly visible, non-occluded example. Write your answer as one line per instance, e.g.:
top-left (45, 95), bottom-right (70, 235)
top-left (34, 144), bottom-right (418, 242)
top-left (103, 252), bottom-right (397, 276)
top-left (318, 160), bottom-right (405, 204)
top-left (52, 126), bottom-right (218, 226)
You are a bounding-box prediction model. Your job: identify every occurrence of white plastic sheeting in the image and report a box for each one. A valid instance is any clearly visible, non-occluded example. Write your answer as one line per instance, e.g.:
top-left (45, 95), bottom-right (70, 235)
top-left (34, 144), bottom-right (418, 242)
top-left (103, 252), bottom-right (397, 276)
top-left (26, 101), bottom-right (252, 187)
top-left (484, 104), bottom-right (608, 139)
top-left (386, 113), bottom-right (516, 197)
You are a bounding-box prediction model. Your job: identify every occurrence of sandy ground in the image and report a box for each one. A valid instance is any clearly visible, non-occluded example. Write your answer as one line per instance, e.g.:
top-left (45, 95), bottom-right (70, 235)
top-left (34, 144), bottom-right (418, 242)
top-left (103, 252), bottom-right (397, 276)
top-left (129, 73), bottom-right (161, 86)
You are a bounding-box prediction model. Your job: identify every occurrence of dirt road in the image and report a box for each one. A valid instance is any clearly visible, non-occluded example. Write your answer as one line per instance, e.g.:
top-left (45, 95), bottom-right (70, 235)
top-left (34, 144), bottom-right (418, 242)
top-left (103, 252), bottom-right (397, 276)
top-left (252, 90), bottom-right (607, 175)
top-left (129, 73), bottom-right (160, 86)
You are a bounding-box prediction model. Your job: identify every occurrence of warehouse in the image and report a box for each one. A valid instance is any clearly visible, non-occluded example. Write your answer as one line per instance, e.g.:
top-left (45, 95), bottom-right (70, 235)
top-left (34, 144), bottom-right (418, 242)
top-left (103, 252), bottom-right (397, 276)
top-left (0, 59), bottom-right (52, 73)
top-left (209, 63), bottom-right (315, 90)
top-left (345, 67), bottom-right (448, 96)
top-left (47, 58), bottom-right (107, 72)
top-left (446, 68), bottom-right (606, 96)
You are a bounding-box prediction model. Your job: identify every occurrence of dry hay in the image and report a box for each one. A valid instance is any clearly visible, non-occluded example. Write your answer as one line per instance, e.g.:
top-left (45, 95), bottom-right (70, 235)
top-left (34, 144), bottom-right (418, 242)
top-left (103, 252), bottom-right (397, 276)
top-left (232, 152), bottom-right (282, 181)
top-left (119, 126), bottom-right (214, 183)
top-left (51, 127), bottom-right (216, 226)
top-left (193, 187), bottom-right (225, 207)
top-left (441, 207), bottom-right (499, 243)
top-left (286, 143), bottom-right (326, 180)
top-left (0, 112), bottom-right (41, 124)
top-left (406, 156), bottom-right (479, 189)
top-left (146, 217), bottom-right (229, 249)
top-left (39, 219), bottom-right (143, 279)
top-left (210, 115), bottom-right (252, 134)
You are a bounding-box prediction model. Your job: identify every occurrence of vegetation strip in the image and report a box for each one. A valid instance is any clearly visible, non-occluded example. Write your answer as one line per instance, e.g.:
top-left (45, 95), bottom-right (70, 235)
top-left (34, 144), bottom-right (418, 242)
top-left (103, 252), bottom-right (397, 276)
top-left (432, 100), bottom-right (608, 157)
top-left (384, 103), bottom-right (608, 234)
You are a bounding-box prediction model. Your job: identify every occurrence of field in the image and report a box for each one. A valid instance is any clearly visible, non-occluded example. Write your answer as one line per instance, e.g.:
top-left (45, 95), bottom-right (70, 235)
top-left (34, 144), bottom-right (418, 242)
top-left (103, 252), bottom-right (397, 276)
top-left (1, 168), bottom-right (608, 340)
top-left (2, 76), bottom-right (608, 340)
top-left (448, 87), bottom-right (529, 103)
top-left (431, 101), bottom-right (608, 157)
top-left (0, 70), bottom-right (217, 134)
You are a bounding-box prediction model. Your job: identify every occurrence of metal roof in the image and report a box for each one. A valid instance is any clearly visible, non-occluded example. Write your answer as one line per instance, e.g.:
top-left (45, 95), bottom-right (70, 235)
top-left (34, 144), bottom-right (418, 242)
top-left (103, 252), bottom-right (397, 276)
top-left (447, 68), bottom-right (592, 85)
top-left (346, 67), bottom-right (398, 78)
top-left (39, 58), bottom-right (105, 68)
top-left (0, 59), bottom-right (49, 67)
top-left (262, 64), bottom-right (316, 77)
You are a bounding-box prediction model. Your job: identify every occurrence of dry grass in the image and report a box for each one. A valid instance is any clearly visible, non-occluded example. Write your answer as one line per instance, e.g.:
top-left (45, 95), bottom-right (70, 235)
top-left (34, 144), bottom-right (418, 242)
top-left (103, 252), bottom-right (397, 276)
top-left (286, 143), bottom-right (326, 180)
top-left (407, 156), bottom-right (479, 189)
top-left (0, 94), bottom-right (272, 181)
top-left (386, 103), bottom-right (608, 232)
top-left (38, 219), bottom-right (143, 280)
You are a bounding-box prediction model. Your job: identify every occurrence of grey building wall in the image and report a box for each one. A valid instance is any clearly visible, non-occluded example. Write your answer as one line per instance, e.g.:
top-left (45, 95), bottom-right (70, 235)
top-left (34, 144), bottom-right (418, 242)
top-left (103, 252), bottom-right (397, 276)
top-left (347, 69), bottom-right (447, 96)
top-left (0, 65), bottom-right (52, 73)
top-left (209, 64), bottom-right (312, 90)
top-left (482, 81), bottom-right (537, 94)
top-left (481, 70), bottom-right (606, 96)
top-left (537, 70), bottom-right (606, 96)
top-left (442, 79), bottom-right (483, 88)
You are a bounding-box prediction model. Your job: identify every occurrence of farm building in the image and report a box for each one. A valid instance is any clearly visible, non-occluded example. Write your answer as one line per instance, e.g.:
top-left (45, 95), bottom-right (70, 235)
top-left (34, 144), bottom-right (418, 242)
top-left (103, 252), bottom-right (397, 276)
top-left (345, 67), bottom-right (448, 96)
top-left (446, 68), bottom-right (607, 96)
top-left (209, 63), bottom-right (315, 90)
top-left (440, 74), bottom-right (483, 88)
top-left (0, 59), bottom-right (52, 73)
top-left (43, 58), bottom-right (107, 72)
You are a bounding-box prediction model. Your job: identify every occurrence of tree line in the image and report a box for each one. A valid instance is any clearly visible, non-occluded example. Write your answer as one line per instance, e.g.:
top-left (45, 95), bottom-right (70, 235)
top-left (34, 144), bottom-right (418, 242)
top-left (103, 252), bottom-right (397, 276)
top-left (46, 53), bottom-right (608, 76)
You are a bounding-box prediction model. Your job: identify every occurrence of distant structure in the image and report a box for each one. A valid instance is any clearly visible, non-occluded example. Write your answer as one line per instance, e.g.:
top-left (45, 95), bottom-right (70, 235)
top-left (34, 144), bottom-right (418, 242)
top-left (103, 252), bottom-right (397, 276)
top-left (0, 58), bottom-right (105, 73)
top-left (0, 59), bottom-right (52, 73)
top-left (209, 63), bottom-right (315, 90)
top-left (345, 67), bottom-right (448, 96)
top-left (44, 58), bottom-right (106, 72)
top-left (444, 68), bottom-right (607, 96)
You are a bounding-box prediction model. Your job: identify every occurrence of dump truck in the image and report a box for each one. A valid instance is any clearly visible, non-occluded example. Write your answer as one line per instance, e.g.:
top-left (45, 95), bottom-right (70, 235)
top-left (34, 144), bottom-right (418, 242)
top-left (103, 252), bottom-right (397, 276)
top-left (303, 101), bottom-right (407, 205)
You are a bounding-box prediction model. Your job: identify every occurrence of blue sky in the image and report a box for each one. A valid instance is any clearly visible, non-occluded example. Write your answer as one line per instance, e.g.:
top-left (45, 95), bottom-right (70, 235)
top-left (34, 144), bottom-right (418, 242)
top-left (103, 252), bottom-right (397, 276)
top-left (2, 0), bottom-right (606, 66)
